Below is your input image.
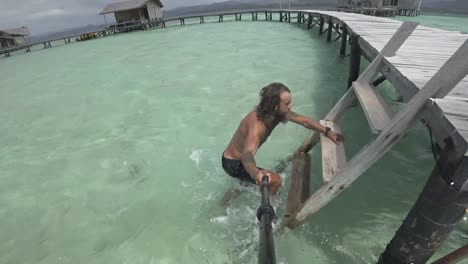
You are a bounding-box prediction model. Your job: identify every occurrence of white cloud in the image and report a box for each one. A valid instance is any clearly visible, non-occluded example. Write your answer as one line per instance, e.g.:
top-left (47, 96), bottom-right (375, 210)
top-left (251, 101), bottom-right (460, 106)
top-left (28, 8), bottom-right (66, 20)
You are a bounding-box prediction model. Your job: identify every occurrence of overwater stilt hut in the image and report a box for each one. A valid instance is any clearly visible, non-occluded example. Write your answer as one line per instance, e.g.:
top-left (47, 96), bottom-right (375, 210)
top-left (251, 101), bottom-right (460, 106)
top-left (99, 0), bottom-right (164, 31)
top-left (0, 27), bottom-right (30, 50)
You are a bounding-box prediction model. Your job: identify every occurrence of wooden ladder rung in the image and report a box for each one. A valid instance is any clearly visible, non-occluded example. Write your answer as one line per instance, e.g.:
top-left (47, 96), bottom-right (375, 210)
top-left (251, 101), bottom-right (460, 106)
top-left (352, 81), bottom-right (394, 134)
top-left (320, 120), bottom-right (347, 183)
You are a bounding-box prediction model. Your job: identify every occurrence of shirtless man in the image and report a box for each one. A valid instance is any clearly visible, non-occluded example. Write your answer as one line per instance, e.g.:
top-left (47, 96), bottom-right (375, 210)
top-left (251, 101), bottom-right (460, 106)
top-left (222, 82), bottom-right (344, 195)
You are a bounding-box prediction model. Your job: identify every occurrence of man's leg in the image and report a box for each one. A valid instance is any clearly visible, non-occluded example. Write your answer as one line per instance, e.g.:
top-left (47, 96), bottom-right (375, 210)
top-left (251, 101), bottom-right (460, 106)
top-left (219, 180), bottom-right (253, 207)
top-left (219, 186), bottom-right (242, 207)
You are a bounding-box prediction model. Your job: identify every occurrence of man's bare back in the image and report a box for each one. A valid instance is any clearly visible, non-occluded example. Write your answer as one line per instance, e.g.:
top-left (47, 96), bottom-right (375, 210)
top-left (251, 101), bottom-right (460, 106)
top-left (223, 110), bottom-right (278, 160)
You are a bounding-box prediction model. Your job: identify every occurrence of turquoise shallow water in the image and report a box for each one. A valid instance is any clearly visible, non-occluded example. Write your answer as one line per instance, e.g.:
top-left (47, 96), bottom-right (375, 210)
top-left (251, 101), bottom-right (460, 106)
top-left (394, 13), bottom-right (468, 33)
top-left (0, 15), bottom-right (467, 264)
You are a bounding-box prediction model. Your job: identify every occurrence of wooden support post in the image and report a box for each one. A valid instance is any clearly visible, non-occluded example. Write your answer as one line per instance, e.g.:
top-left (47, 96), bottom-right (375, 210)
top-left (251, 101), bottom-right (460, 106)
top-left (339, 26), bottom-right (348, 56)
top-left (307, 14), bottom-right (312, 29)
top-left (200, 16), bottom-right (204, 24)
top-left (298, 131), bottom-right (321, 155)
top-left (288, 11), bottom-right (291, 23)
top-left (162, 21), bottom-right (166, 28)
top-left (280, 12), bottom-right (283, 22)
top-left (284, 152), bottom-right (311, 220)
top-left (347, 34), bottom-right (361, 88)
top-left (327, 17), bottom-right (333, 42)
top-left (297, 12), bottom-right (301, 23)
top-left (311, 17), bottom-right (318, 29)
top-left (252, 12), bottom-right (257, 21)
top-left (219, 15), bottom-right (223, 22)
top-left (378, 149), bottom-right (468, 264)
top-left (319, 16), bottom-right (324, 35)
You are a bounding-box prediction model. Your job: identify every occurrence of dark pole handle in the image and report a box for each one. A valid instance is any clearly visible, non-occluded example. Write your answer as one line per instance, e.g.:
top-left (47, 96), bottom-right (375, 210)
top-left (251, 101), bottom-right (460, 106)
top-left (257, 175), bottom-right (276, 264)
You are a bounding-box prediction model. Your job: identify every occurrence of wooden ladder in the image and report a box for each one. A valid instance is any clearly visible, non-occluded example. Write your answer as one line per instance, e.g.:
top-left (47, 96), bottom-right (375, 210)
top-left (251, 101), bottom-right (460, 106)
top-left (319, 21), bottom-right (418, 184)
top-left (284, 21), bottom-right (468, 228)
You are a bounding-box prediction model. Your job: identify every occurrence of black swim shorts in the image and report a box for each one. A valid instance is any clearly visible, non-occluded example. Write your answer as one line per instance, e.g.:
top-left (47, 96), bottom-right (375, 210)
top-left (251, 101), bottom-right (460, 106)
top-left (221, 154), bottom-right (262, 185)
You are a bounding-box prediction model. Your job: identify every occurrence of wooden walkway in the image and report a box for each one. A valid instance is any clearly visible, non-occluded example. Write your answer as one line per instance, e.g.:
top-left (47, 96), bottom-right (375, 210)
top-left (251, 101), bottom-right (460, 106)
top-left (0, 19), bottom-right (164, 58)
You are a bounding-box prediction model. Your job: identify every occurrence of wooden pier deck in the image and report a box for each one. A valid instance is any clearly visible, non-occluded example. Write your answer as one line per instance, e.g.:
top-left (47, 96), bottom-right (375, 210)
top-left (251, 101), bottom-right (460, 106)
top-left (300, 10), bottom-right (468, 151)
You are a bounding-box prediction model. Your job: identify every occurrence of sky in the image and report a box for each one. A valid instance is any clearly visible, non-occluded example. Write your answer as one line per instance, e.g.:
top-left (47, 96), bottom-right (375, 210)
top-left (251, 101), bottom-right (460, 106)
top-left (0, 0), bottom-right (223, 35)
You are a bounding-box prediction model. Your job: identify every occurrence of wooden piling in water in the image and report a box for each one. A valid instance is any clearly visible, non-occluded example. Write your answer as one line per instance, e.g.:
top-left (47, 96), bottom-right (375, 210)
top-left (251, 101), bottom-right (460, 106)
top-left (347, 34), bottom-right (361, 88)
top-left (252, 12), bottom-right (258, 21)
top-left (319, 16), bottom-right (325, 35)
top-left (327, 17), bottom-right (333, 42)
top-left (378, 148), bottom-right (468, 264)
top-left (307, 14), bottom-right (312, 29)
top-left (284, 152), bottom-right (311, 221)
top-left (340, 26), bottom-right (348, 57)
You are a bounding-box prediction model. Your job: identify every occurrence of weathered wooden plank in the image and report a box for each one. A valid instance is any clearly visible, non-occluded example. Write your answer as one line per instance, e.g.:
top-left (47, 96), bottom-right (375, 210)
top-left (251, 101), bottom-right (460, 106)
top-left (284, 151), bottom-right (311, 219)
top-left (358, 22), bottom-right (419, 83)
top-left (353, 81), bottom-right (394, 134)
top-left (433, 98), bottom-right (468, 140)
top-left (449, 85), bottom-right (468, 99)
top-left (320, 120), bottom-right (347, 183)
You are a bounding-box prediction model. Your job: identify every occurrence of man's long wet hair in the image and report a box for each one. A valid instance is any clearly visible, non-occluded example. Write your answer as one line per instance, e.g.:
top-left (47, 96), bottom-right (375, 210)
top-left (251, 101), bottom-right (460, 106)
top-left (256, 82), bottom-right (290, 122)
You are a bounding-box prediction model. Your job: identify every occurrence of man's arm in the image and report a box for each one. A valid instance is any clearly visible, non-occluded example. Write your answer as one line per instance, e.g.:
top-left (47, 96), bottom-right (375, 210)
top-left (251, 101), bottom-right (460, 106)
top-left (288, 111), bottom-right (344, 143)
top-left (288, 111), bottom-right (327, 133)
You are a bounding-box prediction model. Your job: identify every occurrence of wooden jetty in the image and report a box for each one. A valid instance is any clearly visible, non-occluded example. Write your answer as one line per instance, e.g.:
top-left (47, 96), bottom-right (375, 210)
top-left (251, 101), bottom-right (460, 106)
top-left (1, 9), bottom-right (466, 263)
top-left (0, 18), bottom-right (164, 58)
top-left (275, 10), bottom-right (467, 264)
